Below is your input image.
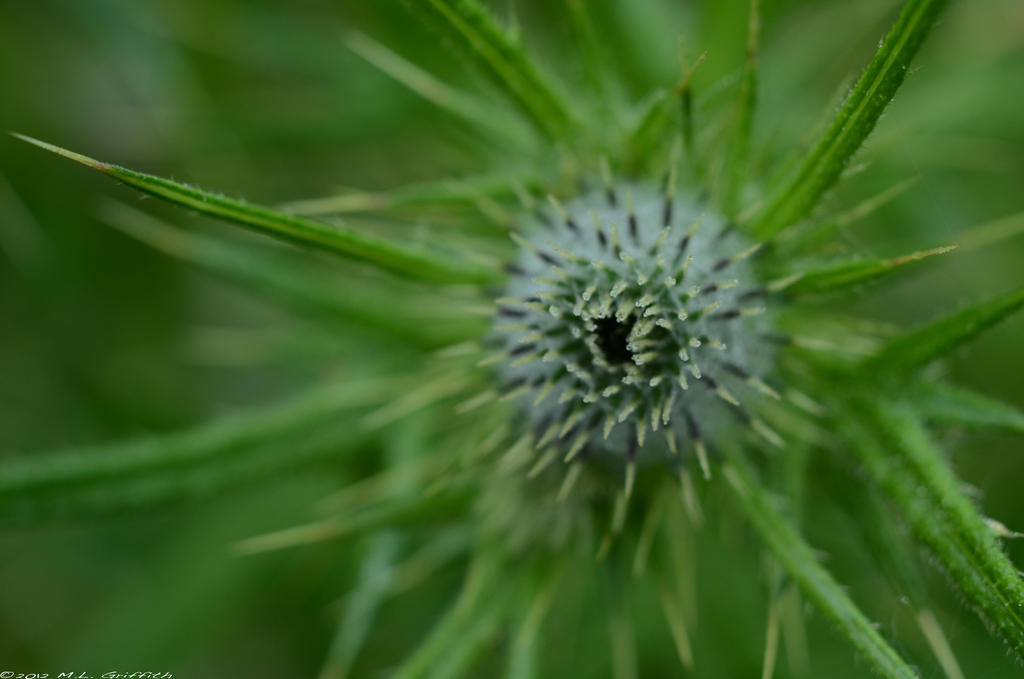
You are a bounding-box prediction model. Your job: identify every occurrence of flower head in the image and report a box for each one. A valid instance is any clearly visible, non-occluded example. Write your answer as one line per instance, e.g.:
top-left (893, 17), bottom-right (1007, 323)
top-left (493, 183), bottom-right (778, 478)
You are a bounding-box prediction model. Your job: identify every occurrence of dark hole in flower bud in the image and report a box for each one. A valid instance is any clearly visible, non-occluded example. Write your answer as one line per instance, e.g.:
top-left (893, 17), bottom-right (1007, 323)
top-left (595, 315), bottom-right (636, 365)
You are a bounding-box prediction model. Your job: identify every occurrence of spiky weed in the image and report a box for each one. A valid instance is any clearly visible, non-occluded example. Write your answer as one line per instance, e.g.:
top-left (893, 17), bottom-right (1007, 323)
top-left (3, 1), bottom-right (1024, 677)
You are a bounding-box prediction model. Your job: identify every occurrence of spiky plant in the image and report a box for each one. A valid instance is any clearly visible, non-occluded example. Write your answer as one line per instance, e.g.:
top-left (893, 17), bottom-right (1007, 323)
top-left (3, 0), bottom-right (1024, 676)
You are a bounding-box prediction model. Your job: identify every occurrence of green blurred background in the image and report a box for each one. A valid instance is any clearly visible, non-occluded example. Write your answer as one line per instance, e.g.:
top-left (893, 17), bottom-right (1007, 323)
top-left (1, 0), bottom-right (1022, 676)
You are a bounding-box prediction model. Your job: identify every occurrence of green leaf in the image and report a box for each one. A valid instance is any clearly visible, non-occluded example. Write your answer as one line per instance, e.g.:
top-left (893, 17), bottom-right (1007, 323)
top-left (623, 89), bottom-right (674, 171)
top-left (848, 399), bottom-right (1024, 660)
top-left (955, 210), bottom-right (1024, 254)
top-left (721, 0), bottom-right (760, 219)
top-left (845, 480), bottom-right (928, 607)
top-left (863, 288), bottom-right (1024, 373)
top-left (408, 0), bottom-right (577, 142)
top-left (282, 173), bottom-right (535, 217)
top-left (565, 0), bottom-right (616, 130)
top-left (320, 534), bottom-right (402, 679)
top-left (779, 177), bottom-right (919, 255)
top-left (0, 377), bottom-right (403, 501)
top-left (0, 419), bottom-right (372, 521)
top-left (752, 0), bottom-right (949, 237)
top-left (316, 409), bottom-right (429, 679)
top-left (676, 52), bottom-right (705, 175)
top-left (345, 31), bottom-right (530, 150)
top-left (604, 560), bottom-right (638, 679)
top-left (780, 245), bottom-right (954, 296)
top-left (846, 483), bottom-right (968, 679)
top-left (233, 489), bottom-right (472, 555)
top-left (912, 382), bottom-right (1024, 433)
top-left (386, 528), bottom-right (473, 596)
top-left (723, 455), bottom-right (918, 679)
top-left (100, 201), bottom-right (485, 347)
top-left (394, 554), bottom-right (505, 679)
top-left (507, 565), bottom-right (562, 679)
top-left (12, 133), bottom-right (500, 284)
top-left (426, 607), bottom-right (504, 679)
top-left (622, 46), bottom-right (704, 175)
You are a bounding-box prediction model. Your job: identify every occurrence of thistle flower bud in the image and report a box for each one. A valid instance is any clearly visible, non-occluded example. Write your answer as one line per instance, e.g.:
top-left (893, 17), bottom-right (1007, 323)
top-left (491, 184), bottom-right (779, 475)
